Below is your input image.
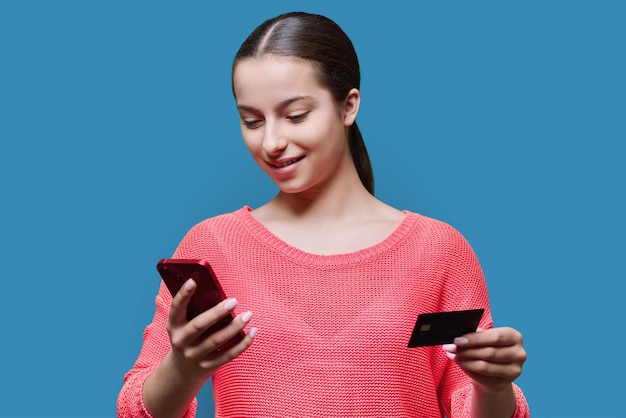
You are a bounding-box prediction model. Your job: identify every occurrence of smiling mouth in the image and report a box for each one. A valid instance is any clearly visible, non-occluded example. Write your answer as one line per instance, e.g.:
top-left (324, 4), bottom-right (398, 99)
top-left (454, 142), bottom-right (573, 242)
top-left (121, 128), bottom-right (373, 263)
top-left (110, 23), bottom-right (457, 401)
top-left (268, 156), bottom-right (304, 168)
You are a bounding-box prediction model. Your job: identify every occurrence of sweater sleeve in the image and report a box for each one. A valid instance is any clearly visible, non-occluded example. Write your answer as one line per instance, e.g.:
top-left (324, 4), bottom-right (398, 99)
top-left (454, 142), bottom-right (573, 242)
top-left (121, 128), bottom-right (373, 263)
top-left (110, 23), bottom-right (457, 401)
top-left (116, 242), bottom-right (200, 418)
top-left (117, 217), bottom-right (227, 417)
top-left (449, 383), bottom-right (530, 418)
top-left (116, 281), bottom-right (199, 418)
top-left (429, 222), bottom-right (530, 417)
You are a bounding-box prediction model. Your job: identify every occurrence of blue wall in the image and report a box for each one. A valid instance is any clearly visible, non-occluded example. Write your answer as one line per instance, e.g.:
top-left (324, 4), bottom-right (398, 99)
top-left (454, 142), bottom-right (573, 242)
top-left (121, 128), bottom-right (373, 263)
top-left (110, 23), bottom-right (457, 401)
top-left (1, 2), bottom-right (624, 417)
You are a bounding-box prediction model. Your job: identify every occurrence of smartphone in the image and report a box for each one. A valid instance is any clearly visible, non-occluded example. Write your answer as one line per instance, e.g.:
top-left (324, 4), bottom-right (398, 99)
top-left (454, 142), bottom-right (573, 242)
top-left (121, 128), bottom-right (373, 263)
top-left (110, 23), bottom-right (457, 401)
top-left (156, 258), bottom-right (244, 350)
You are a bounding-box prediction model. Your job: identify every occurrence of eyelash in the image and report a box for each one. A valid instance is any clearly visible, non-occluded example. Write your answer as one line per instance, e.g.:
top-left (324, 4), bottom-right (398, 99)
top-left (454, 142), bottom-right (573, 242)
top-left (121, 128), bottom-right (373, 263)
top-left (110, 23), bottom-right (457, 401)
top-left (242, 112), bottom-right (309, 129)
top-left (242, 120), bottom-right (262, 128)
top-left (286, 112), bottom-right (309, 122)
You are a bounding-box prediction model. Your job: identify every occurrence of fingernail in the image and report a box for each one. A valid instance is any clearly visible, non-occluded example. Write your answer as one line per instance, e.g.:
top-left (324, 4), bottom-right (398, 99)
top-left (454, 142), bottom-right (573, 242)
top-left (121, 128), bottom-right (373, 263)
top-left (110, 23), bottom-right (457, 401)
top-left (445, 351), bottom-right (456, 361)
top-left (223, 298), bottom-right (238, 310)
top-left (184, 279), bottom-right (195, 290)
top-left (442, 343), bottom-right (456, 352)
top-left (248, 327), bottom-right (258, 339)
top-left (241, 310), bottom-right (253, 323)
top-left (454, 337), bottom-right (469, 346)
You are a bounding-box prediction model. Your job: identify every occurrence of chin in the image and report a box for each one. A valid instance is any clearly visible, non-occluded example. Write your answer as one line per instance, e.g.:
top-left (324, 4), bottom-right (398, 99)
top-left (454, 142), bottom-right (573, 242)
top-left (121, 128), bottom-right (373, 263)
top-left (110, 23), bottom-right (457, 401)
top-left (274, 180), bottom-right (313, 195)
top-left (277, 185), bottom-right (307, 195)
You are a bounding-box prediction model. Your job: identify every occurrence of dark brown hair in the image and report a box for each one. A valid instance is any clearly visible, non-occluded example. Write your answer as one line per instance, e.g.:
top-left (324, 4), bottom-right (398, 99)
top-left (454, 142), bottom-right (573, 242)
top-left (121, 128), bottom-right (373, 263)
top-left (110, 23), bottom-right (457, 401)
top-left (232, 12), bottom-right (374, 194)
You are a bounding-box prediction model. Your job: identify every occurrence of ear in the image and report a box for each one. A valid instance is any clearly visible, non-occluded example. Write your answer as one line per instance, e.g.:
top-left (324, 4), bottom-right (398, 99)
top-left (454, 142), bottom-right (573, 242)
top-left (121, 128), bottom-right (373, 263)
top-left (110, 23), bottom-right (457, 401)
top-left (342, 88), bottom-right (361, 127)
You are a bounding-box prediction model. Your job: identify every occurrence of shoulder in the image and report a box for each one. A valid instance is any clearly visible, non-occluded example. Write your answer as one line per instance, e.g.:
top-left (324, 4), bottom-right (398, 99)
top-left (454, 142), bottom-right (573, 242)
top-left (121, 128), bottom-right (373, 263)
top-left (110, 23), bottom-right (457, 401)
top-left (404, 211), bottom-right (472, 248)
top-left (400, 211), bottom-right (481, 267)
top-left (402, 212), bottom-right (490, 313)
top-left (172, 206), bottom-right (251, 258)
top-left (186, 206), bottom-right (249, 236)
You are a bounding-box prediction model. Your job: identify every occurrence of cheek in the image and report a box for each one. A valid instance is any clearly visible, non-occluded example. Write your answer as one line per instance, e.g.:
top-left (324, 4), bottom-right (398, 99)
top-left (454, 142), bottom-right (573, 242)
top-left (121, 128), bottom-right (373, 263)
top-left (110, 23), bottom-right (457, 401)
top-left (295, 116), bottom-right (340, 147)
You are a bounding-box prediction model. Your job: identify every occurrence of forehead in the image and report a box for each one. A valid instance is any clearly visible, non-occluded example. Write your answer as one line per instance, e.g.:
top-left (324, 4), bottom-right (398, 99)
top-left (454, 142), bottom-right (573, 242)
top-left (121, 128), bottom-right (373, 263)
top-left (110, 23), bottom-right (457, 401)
top-left (233, 56), bottom-right (325, 106)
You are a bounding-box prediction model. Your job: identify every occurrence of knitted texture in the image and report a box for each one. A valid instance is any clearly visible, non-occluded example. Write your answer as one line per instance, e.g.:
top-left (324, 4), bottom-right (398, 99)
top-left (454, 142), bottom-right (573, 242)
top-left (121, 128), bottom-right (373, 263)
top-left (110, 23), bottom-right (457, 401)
top-left (118, 206), bottom-right (529, 417)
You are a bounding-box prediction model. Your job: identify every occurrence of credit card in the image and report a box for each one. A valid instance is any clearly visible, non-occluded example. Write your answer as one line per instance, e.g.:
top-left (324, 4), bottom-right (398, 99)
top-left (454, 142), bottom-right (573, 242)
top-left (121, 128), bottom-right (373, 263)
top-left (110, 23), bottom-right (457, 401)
top-left (408, 309), bottom-right (485, 347)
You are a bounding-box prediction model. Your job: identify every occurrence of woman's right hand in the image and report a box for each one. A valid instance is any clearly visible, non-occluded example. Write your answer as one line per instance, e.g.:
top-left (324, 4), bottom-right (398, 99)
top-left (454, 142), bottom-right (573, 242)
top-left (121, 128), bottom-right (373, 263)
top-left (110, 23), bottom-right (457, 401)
top-left (142, 279), bottom-right (256, 418)
top-left (166, 278), bottom-right (257, 381)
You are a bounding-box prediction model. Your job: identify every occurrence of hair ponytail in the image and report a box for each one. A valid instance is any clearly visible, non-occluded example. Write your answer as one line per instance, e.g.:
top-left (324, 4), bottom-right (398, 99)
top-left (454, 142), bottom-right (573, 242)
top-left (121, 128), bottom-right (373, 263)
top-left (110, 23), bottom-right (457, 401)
top-left (349, 123), bottom-right (374, 194)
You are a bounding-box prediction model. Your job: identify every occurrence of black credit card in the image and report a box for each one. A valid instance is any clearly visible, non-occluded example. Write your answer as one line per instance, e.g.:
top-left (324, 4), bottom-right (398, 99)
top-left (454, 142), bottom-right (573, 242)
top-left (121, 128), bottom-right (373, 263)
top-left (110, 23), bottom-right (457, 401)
top-left (408, 308), bottom-right (485, 347)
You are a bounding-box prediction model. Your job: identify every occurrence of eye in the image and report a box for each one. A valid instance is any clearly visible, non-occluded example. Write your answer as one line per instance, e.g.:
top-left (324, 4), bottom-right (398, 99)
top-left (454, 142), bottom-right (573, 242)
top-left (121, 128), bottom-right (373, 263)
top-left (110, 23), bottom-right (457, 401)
top-left (286, 112), bottom-right (309, 123)
top-left (242, 119), bottom-right (263, 129)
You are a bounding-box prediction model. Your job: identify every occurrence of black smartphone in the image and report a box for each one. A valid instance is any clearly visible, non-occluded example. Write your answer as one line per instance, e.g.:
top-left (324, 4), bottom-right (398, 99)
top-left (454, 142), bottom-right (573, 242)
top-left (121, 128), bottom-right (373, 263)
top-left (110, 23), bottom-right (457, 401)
top-left (157, 258), bottom-right (244, 350)
top-left (407, 309), bottom-right (485, 347)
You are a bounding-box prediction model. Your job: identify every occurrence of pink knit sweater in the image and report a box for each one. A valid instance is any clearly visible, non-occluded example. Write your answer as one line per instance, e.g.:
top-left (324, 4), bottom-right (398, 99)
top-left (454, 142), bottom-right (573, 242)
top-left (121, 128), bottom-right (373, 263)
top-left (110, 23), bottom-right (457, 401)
top-left (118, 206), bottom-right (529, 417)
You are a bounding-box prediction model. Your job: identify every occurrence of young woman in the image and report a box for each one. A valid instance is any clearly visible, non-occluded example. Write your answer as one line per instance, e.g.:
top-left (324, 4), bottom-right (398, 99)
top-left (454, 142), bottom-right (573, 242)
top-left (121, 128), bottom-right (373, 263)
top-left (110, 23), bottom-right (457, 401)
top-left (118, 12), bottom-right (529, 417)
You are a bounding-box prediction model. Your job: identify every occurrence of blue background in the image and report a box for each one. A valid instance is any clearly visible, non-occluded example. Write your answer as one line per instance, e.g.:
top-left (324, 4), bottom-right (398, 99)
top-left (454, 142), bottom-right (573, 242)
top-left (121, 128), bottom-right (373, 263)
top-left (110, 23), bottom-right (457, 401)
top-left (1, 1), bottom-right (624, 417)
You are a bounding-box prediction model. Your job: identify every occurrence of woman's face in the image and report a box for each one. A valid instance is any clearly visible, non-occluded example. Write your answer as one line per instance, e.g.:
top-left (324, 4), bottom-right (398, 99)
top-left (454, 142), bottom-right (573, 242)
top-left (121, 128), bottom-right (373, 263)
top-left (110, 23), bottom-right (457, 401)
top-left (232, 56), bottom-right (359, 195)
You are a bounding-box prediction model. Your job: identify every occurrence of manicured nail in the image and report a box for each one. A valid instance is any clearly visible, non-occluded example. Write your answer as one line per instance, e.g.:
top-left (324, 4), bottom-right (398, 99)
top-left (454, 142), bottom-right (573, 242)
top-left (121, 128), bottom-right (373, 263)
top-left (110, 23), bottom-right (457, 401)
top-left (184, 279), bottom-right (195, 290)
top-left (445, 351), bottom-right (456, 361)
top-left (442, 344), bottom-right (456, 352)
top-left (242, 310), bottom-right (253, 323)
top-left (223, 298), bottom-right (238, 310)
top-left (248, 327), bottom-right (258, 339)
top-left (454, 337), bottom-right (469, 346)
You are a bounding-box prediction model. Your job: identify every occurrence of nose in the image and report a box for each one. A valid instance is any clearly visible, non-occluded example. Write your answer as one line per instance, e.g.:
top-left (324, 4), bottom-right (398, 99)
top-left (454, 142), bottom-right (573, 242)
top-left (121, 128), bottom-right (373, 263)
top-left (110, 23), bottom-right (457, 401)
top-left (262, 120), bottom-right (287, 156)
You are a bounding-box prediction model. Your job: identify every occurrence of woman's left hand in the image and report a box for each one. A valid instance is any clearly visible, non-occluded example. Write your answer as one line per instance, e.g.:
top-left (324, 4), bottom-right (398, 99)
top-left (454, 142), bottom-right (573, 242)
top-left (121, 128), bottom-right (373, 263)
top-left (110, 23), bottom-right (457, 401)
top-left (442, 327), bottom-right (527, 393)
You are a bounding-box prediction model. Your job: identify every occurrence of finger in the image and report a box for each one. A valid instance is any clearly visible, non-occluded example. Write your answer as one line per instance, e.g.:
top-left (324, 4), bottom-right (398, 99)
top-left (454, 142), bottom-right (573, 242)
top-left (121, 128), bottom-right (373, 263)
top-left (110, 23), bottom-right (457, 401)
top-left (455, 356), bottom-right (524, 382)
top-left (453, 327), bottom-right (523, 348)
top-left (170, 298), bottom-right (241, 356)
top-left (197, 327), bottom-right (258, 370)
top-left (188, 309), bottom-right (257, 366)
top-left (442, 343), bottom-right (458, 354)
top-left (185, 298), bottom-right (239, 340)
top-left (168, 279), bottom-right (197, 328)
top-left (170, 324), bottom-right (258, 377)
top-left (454, 344), bottom-right (527, 365)
top-left (191, 308), bottom-right (252, 354)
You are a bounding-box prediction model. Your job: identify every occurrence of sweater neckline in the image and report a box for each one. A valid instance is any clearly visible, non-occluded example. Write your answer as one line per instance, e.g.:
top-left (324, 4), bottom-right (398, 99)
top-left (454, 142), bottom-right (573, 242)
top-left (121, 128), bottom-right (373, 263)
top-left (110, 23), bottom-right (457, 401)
top-left (234, 205), bottom-right (419, 267)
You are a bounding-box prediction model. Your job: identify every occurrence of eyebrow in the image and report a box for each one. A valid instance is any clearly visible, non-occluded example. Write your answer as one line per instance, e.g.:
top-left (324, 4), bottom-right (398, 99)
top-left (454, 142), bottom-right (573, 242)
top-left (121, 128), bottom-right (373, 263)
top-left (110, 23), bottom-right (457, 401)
top-left (237, 95), bottom-right (313, 112)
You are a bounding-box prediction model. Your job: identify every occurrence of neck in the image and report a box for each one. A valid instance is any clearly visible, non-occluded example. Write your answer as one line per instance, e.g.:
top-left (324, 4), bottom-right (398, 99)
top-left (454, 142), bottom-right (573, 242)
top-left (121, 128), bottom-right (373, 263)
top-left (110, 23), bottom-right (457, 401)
top-left (259, 159), bottom-right (378, 222)
top-left (274, 183), bottom-right (374, 220)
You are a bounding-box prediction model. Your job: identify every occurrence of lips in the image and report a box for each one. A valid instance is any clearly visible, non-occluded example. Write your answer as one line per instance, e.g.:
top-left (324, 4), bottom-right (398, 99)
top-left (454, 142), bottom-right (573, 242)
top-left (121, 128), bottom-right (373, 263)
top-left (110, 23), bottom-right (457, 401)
top-left (267, 156), bottom-right (304, 168)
